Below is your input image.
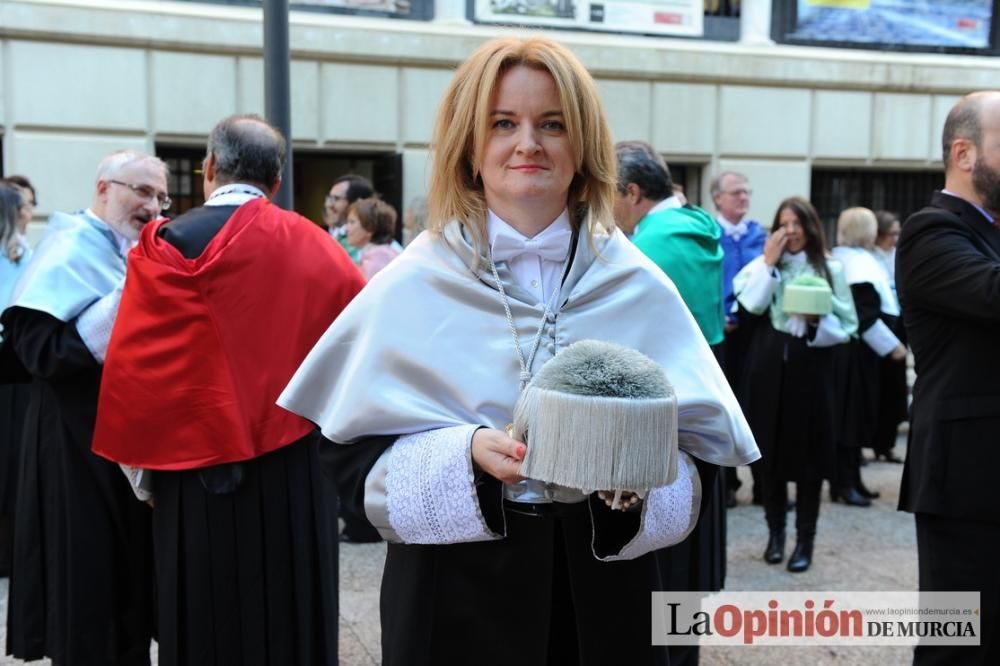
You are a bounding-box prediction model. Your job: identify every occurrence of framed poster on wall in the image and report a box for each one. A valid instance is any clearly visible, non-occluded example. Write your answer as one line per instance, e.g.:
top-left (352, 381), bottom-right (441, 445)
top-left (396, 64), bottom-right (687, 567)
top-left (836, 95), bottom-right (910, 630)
top-left (776, 0), bottom-right (997, 53)
top-left (473, 0), bottom-right (704, 38)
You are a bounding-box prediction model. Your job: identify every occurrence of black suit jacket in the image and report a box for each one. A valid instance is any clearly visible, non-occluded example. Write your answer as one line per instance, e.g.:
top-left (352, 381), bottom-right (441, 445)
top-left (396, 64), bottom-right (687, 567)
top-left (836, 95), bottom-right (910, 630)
top-left (896, 191), bottom-right (1000, 522)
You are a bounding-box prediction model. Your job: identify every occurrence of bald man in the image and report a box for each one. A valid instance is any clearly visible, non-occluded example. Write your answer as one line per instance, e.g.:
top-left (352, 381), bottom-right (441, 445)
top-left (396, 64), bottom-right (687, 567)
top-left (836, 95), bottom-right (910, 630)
top-left (93, 115), bottom-right (365, 665)
top-left (896, 91), bottom-right (1000, 665)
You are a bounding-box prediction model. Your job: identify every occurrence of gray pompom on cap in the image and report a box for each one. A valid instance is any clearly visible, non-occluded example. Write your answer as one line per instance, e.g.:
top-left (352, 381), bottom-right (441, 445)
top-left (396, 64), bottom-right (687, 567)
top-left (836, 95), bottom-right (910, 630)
top-left (530, 339), bottom-right (673, 399)
top-left (513, 339), bottom-right (678, 492)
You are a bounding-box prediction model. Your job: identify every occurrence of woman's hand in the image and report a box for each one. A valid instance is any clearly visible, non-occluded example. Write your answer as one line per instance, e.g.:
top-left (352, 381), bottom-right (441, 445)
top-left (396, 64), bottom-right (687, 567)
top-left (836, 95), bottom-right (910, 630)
top-left (890, 344), bottom-right (908, 362)
top-left (471, 428), bottom-right (526, 485)
top-left (763, 227), bottom-right (788, 267)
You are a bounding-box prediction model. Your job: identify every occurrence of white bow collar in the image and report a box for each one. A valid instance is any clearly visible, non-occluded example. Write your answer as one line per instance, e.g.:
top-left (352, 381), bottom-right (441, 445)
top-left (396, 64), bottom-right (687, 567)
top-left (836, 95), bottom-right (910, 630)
top-left (487, 209), bottom-right (572, 263)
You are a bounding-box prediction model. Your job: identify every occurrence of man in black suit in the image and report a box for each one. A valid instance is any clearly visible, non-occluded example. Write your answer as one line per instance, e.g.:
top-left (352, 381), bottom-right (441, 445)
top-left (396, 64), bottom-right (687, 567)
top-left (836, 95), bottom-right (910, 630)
top-left (897, 91), bottom-right (1000, 665)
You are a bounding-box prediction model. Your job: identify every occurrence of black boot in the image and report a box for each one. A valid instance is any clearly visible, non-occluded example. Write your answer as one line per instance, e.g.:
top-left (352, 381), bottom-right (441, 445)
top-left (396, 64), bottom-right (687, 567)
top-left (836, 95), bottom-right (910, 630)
top-left (787, 537), bottom-right (814, 573)
top-left (856, 481), bottom-right (880, 499)
top-left (764, 530), bottom-right (785, 564)
top-left (830, 487), bottom-right (871, 507)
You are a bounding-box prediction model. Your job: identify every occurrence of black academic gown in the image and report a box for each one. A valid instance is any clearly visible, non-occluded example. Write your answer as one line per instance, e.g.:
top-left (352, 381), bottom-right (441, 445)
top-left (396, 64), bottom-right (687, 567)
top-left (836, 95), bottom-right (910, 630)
top-left (738, 311), bottom-right (838, 484)
top-left (149, 204), bottom-right (340, 666)
top-left (831, 283), bottom-right (883, 488)
top-left (332, 434), bottom-right (669, 666)
top-left (0, 379), bottom-right (28, 574)
top-left (872, 315), bottom-right (907, 457)
top-left (1, 307), bottom-right (153, 666)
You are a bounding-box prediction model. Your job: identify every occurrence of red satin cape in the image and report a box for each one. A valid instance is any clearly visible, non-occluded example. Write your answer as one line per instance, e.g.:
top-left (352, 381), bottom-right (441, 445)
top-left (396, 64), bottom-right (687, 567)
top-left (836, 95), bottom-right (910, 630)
top-left (92, 198), bottom-right (365, 470)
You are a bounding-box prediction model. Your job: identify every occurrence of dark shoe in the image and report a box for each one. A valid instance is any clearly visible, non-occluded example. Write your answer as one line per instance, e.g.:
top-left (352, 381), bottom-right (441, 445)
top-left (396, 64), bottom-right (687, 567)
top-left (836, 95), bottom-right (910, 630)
top-left (752, 491), bottom-right (763, 506)
top-left (764, 530), bottom-right (785, 564)
top-left (830, 487), bottom-right (871, 507)
top-left (339, 530), bottom-right (382, 544)
top-left (876, 452), bottom-right (904, 464)
top-left (787, 500), bottom-right (796, 512)
top-left (856, 482), bottom-right (880, 499)
top-left (726, 488), bottom-right (738, 508)
top-left (787, 538), bottom-right (814, 573)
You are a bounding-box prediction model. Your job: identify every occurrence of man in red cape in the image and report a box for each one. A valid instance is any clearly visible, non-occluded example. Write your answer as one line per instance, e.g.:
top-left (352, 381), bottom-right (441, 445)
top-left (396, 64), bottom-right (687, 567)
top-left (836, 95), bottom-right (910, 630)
top-left (92, 115), bottom-right (365, 666)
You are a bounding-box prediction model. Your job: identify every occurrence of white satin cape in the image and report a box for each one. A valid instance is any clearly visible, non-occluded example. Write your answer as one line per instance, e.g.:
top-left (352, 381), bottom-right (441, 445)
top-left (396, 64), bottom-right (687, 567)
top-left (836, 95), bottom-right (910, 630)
top-left (278, 220), bottom-right (759, 467)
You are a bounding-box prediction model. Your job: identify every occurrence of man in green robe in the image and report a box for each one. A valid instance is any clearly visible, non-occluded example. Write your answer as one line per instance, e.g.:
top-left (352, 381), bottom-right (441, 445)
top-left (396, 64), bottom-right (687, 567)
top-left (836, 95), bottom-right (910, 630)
top-left (614, 141), bottom-right (725, 346)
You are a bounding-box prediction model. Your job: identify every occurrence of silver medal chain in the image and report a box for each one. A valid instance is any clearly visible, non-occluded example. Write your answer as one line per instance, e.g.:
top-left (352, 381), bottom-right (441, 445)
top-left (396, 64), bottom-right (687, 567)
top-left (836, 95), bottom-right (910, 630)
top-left (488, 252), bottom-right (562, 391)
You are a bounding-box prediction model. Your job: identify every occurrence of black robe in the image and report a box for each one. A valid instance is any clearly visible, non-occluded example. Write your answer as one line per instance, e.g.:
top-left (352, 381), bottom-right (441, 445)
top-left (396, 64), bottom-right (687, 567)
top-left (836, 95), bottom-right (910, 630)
top-left (1, 307), bottom-right (153, 665)
top-left (873, 315), bottom-right (907, 456)
top-left (832, 284), bottom-right (907, 468)
top-left (738, 311), bottom-right (838, 483)
top-left (0, 380), bottom-right (29, 574)
top-left (333, 434), bottom-right (670, 666)
top-left (148, 204), bottom-right (340, 666)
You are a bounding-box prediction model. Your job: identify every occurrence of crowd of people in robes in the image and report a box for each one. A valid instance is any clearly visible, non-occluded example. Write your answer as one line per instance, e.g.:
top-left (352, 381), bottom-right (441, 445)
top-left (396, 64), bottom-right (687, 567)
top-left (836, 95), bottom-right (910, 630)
top-left (0, 33), bottom-right (995, 666)
top-left (610, 141), bottom-right (910, 581)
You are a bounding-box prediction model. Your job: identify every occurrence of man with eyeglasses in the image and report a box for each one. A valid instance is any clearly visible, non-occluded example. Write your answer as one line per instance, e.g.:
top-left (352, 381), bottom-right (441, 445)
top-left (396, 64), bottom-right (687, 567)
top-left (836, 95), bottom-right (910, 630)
top-left (613, 140), bottom-right (730, 666)
top-left (324, 174), bottom-right (373, 263)
top-left (92, 114), bottom-right (365, 665)
top-left (710, 170), bottom-right (767, 510)
top-left (0, 150), bottom-right (166, 665)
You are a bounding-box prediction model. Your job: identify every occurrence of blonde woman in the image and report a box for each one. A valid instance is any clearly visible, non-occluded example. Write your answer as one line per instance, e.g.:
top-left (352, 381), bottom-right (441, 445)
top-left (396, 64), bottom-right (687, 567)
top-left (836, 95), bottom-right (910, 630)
top-left (280, 37), bottom-right (757, 665)
top-left (831, 207), bottom-right (906, 500)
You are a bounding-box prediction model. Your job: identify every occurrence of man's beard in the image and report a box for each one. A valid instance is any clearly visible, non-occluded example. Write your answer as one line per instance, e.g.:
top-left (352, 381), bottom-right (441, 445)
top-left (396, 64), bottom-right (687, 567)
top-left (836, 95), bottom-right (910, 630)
top-left (972, 153), bottom-right (1000, 214)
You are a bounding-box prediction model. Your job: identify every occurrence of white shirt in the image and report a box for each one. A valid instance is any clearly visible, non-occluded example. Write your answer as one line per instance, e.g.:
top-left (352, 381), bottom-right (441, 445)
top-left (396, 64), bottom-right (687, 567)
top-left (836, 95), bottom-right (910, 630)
top-left (486, 209), bottom-right (572, 305)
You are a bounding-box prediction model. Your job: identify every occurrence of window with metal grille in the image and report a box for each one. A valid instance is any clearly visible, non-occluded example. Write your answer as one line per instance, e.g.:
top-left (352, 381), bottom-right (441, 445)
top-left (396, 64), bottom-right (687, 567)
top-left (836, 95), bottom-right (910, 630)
top-left (157, 147), bottom-right (206, 218)
top-left (810, 167), bottom-right (943, 240)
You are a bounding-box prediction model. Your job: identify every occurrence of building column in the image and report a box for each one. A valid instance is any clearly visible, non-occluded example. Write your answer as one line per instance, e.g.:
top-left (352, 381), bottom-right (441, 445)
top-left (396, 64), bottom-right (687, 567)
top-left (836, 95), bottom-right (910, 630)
top-left (740, 0), bottom-right (774, 45)
top-left (435, 0), bottom-right (470, 24)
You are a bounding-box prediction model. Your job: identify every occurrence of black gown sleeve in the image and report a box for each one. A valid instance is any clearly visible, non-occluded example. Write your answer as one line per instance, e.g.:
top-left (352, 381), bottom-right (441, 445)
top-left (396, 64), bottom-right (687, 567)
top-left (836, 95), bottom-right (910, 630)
top-left (319, 434), bottom-right (395, 533)
top-left (1, 306), bottom-right (99, 380)
top-left (849, 283), bottom-right (882, 334)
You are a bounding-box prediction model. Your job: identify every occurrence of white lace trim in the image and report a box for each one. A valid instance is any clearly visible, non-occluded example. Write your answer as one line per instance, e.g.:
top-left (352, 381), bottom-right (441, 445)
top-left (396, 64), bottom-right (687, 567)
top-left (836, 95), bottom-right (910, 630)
top-left (385, 425), bottom-right (500, 544)
top-left (75, 281), bottom-right (124, 362)
top-left (596, 452), bottom-right (700, 561)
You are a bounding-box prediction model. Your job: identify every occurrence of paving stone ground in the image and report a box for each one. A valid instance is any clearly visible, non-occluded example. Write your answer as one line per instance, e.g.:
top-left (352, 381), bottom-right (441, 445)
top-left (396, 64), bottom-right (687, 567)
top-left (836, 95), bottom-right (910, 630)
top-left (0, 435), bottom-right (917, 665)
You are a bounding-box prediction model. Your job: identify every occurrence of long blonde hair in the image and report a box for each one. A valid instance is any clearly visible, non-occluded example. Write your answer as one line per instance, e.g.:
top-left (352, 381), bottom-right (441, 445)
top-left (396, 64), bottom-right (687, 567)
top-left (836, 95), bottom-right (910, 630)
top-left (427, 37), bottom-right (617, 254)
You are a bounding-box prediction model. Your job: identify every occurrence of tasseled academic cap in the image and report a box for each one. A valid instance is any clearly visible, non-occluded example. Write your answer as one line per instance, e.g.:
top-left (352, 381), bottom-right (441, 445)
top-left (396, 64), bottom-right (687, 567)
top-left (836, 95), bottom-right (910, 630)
top-left (512, 340), bottom-right (678, 492)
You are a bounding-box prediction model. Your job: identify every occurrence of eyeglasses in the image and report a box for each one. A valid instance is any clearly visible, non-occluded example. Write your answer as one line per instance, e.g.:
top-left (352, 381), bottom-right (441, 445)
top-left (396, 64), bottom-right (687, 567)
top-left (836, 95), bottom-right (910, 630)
top-left (109, 179), bottom-right (172, 211)
top-left (724, 188), bottom-right (752, 197)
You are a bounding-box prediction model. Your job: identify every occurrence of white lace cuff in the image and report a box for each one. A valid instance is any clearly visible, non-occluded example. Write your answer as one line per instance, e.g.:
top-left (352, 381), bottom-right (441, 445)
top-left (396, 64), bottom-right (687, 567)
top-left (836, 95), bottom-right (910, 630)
top-left (370, 425), bottom-right (503, 545)
top-left (807, 312), bottom-right (850, 348)
top-left (861, 319), bottom-right (901, 357)
top-left (75, 281), bottom-right (124, 362)
top-left (594, 451), bottom-right (701, 562)
top-left (736, 260), bottom-right (780, 315)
